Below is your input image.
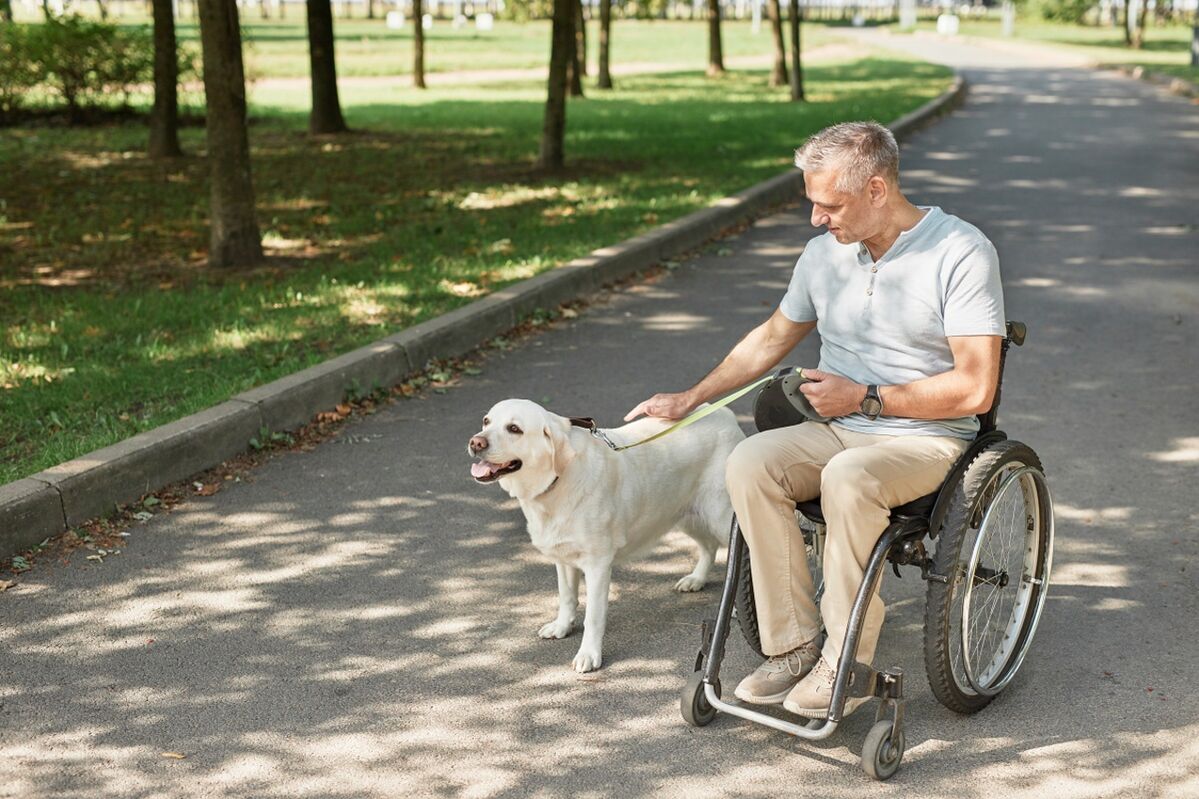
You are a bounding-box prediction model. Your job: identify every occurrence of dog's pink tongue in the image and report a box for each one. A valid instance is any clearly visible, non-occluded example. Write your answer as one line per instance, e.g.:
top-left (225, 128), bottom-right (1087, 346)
top-left (471, 461), bottom-right (496, 478)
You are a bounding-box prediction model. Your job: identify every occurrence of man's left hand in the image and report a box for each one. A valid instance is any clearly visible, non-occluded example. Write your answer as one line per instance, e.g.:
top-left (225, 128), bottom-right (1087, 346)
top-left (798, 368), bottom-right (867, 418)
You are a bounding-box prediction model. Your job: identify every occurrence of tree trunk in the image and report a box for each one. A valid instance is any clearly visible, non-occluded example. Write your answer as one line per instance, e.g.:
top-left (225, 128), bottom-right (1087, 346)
top-left (597, 0), bottom-right (612, 89)
top-left (539, 0), bottom-right (573, 171)
top-left (150, 0), bottom-right (183, 157)
top-left (366, 0), bottom-right (374, 19)
top-left (567, 0), bottom-right (584, 97)
top-left (1, 0), bottom-right (13, 23)
top-left (706, 0), bottom-right (724, 76)
top-left (788, 0), bottom-right (804, 101)
top-left (97, 0), bottom-right (109, 20)
top-left (1132, 0), bottom-right (1147, 49)
top-left (259, 0), bottom-right (269, 19)
top-left (307, 0), bottom-right (349, 131)
top-left (767, 0), bottom-right (787, 86)
top-left (575, 0), bottom-right (587, 76)
top-left (1122, 0), bottom-right (1133, 45)
top-left (413, 0), bottom-right (426, 88)
top-left (197, 0), bottom-right (264, 268)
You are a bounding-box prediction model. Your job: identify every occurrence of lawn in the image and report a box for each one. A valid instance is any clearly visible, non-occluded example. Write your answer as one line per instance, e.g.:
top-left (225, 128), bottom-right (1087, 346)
top-left (894, 14), bottom-right (1198, 80)
top-left (230, 18), bottom-right (853, 78)
top-left (0, 40), bottom-right (953, 485)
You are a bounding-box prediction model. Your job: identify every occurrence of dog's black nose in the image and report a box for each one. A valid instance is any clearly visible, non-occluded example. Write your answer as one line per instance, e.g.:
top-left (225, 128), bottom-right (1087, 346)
top-left (469, 435), bottom-right (488, 454)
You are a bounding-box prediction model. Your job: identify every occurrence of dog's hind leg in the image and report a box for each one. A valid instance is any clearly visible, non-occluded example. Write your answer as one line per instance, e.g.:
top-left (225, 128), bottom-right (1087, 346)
top-left (539, 563), bottom-right (580, 640)
top-left (674, 518), bottom-right (721, 592)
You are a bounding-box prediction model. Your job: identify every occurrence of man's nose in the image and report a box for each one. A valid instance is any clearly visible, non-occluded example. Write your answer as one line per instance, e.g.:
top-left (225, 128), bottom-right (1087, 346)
top-left (469, 435), bottom-right (488, 454)
top-left (810, 206), bottom-right (826, 227)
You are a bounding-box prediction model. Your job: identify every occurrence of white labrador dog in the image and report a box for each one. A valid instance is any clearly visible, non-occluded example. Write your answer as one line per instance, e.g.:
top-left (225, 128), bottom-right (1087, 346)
top-left (468, 398), bottom-right (745, 672)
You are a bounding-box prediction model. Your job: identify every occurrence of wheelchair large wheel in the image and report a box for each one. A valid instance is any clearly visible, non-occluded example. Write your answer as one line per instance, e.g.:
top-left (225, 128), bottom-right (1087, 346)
top-left (734, 521), bottom-right (825, 660)
top-left (924, 439), bottom-right (1054, 713)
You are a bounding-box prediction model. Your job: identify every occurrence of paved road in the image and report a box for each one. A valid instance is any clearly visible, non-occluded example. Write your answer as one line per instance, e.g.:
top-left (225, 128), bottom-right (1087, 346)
top-left (2, 34), bottom-right (1197, 799)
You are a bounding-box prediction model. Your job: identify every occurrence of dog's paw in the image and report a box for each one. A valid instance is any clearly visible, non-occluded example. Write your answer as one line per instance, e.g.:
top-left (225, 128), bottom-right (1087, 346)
top-left (674, 574), bottom-right (706, 592)
top-left (538, 619), bottom-right (575, 639)
top-left (572, 647), bottom-right (602, 673)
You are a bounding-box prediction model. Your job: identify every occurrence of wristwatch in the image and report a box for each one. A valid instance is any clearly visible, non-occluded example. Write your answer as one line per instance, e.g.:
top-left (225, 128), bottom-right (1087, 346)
top-left (860, 385), bottom-right (883, 420)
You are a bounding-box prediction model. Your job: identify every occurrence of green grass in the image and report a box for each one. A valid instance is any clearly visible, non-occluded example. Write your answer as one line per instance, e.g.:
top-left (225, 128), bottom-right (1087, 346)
top-left (893, 14), bottom-right (1198, 80)
top-left (0, 53), bottom-right (952, 484)
top-left (231, 18), bottom-right (851, 78)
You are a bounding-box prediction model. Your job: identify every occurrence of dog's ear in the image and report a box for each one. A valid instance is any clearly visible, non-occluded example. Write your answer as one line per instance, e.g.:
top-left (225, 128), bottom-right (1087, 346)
top-left (545, 417), bottom-right (576, 478)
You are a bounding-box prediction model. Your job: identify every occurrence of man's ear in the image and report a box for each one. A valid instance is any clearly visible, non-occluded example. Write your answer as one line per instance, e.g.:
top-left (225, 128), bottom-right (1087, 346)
top-left (545, 417), bottom-right (577, 477)
top-left (868, 175), bottom-right (889, 207)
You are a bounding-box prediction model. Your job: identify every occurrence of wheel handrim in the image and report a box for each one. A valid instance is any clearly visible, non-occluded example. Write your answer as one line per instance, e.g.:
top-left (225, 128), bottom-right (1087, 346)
top-left (953, 463), bottom-right (1054, 696)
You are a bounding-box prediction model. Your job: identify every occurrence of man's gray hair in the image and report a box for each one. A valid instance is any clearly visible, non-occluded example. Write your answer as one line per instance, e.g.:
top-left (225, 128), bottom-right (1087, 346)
top-left (793, 121), bottom-right (899, 193)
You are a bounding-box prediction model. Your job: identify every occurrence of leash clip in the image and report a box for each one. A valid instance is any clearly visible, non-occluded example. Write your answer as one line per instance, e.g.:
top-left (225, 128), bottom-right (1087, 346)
top-left (569, 417), bottom-right (621, 451)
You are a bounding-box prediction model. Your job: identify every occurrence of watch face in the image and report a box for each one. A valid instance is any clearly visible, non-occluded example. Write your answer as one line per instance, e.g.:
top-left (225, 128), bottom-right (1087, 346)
top-left (862, 397), bottom-right (882, 417)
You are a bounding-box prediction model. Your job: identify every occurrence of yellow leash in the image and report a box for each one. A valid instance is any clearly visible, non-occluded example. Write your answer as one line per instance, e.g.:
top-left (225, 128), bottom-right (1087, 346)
top-left (578, 373), bottom-right (777, 452)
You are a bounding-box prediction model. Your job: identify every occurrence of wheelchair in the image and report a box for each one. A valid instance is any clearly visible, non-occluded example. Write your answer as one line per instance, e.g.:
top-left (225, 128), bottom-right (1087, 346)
top-left (679, 321), bottom-right (1055, 780)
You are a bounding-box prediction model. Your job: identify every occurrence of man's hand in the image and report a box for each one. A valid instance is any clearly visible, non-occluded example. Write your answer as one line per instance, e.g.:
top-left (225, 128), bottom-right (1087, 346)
top-left (798, 368), bottom-right (867, 418)
top-left (624, 392), bottom-right (698, 422)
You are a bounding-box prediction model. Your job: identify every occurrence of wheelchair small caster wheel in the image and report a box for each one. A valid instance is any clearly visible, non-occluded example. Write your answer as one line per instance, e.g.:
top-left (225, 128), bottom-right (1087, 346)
top-left (680, 671), bottom-right (720, 727)
top-left (861, 719), bottom-right (905, 781)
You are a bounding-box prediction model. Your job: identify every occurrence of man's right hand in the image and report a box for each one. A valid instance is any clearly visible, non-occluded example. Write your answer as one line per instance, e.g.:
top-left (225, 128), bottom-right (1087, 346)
top-left (624, 392), bottom-right (699, 422)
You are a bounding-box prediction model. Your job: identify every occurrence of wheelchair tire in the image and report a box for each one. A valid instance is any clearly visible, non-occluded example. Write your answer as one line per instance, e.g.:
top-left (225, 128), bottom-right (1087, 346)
top-left (680, 670), bottom-right (720, 727)
top-left (924, 439), bottom-right (1054, 714)
top-left (733, 535), bottom-right (766, 659)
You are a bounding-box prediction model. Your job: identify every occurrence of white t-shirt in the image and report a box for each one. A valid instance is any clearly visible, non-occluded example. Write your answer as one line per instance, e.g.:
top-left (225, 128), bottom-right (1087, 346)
top-left (779, 206), bottom-right (1005, 439)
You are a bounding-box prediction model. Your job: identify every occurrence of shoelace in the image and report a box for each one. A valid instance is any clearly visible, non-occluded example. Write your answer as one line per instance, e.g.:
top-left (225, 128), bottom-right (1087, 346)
top-left (763, 646), bottom-right (816, 677)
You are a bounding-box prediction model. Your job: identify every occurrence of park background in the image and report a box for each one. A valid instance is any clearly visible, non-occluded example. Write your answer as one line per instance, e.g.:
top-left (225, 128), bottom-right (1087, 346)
top-left (1, 0), bottom-right (1196, 565)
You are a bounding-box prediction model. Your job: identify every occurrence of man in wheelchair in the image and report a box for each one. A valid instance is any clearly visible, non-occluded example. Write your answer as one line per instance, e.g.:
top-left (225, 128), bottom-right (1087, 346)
top-left (626, 121), bottom-right (1006, 720)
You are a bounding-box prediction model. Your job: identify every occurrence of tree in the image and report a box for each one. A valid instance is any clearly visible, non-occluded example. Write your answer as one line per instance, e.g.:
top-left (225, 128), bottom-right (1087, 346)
top-left (788, 0), bottom-right (804, 101)
top-left (574, 0), bottom-right (587, 77)
top-left (149, 0), bottom-right (183, 157)
top-left (413, 0), bottom-right (426, 88)
top-left (539, 0), bottom-right (574, 170)
top-left (767, 0), bottom-right (787, 87)
top-left (307, 0), bottom-right (348, 131)
top-left (1, 0), bottom-right (13, 24)
top-left (197, 0), bottom-right (263, 267)
top-left (567, 0), bottom-right (583, 98)
top-left (706, 0), bottom-right (723, 76)
top-left (597, 0), bottom-right (612, 89)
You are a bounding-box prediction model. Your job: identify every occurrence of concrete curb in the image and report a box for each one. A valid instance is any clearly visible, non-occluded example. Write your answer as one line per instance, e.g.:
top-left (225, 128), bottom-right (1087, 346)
top-left (0, 73), bottom-right (966, 560)
top-left (1114, 64), bottom-right (1198, 99)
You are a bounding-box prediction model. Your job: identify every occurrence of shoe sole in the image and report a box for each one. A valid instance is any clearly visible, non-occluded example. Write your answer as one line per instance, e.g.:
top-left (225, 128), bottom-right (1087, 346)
top-left (782, 695), bottom-right (870, 719)
top-left (733, 684), bottom-right (795, 705)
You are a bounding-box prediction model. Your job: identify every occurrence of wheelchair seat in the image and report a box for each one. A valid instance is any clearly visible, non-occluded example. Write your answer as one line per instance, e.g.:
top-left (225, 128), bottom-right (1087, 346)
top-left (796, 491), bottom-right (938, 526)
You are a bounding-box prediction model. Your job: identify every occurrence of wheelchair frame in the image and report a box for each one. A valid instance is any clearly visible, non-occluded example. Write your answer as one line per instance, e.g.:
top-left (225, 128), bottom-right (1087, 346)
top-left (681, 321), bottom-right (1055, 780)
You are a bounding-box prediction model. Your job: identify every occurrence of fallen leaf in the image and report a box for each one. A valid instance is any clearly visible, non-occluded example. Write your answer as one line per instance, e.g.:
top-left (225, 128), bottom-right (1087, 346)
top-left (161, 752), bottom-right (187, 759)
top-left (86, 554), bottom-right (104, 562)
top-left (335, 403), bottom-right (352, 416)
top-left (0, 580), bottom-right (15, 592)
top-left (133, 511), bottom-right (153, 522)
top-left (195, 483), bottom-right (221, 497)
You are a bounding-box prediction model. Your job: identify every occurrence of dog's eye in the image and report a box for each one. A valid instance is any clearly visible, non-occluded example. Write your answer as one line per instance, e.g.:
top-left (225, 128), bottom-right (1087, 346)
top-left (483, 418), bottom-right (490, 426)
top-left (507, 424), bottom-right (522, 435)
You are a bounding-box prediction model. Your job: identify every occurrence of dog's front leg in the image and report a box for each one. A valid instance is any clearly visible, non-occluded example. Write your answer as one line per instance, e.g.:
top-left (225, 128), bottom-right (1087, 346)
top-left (572, 559), bottom-right (613, 673)
top-left (538, 563), bottom-right (580, 639)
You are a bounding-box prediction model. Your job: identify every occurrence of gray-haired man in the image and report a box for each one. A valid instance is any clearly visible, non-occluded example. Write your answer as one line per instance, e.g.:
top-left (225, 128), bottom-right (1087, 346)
top-left (625, 121), bottom-right (1005, 719)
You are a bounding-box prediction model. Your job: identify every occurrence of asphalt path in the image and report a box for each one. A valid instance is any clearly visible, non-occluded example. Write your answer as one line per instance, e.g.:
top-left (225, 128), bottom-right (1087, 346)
top-left (2, 33), bottom-right (1197, 799)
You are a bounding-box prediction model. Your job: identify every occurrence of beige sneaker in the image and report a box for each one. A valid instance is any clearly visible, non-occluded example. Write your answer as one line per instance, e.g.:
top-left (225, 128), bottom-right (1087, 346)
top-left (782, 656), bottom-right (870, 719)
top-left (733, 639), bottom-right (822, 705)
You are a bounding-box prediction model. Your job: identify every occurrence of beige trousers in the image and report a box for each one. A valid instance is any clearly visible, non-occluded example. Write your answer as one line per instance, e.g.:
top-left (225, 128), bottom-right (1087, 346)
top-left (725, 422), bottom-right (968, 668)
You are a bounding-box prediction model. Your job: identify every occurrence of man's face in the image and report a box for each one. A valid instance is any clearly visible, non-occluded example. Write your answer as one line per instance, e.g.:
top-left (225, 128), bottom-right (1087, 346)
top-left (804, 169), bottom-right (883, 244)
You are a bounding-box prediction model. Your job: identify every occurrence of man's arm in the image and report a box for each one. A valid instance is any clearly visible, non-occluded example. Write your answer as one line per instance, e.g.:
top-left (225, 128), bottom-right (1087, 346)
top-left (625, 309), bottom-right (816, 421)
top-left (798, 335), bottom-right (1003, 420)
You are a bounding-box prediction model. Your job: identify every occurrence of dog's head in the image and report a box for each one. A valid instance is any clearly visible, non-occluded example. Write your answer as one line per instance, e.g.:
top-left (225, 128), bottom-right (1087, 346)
top-left (467, 399), bottom-right (577, 500)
